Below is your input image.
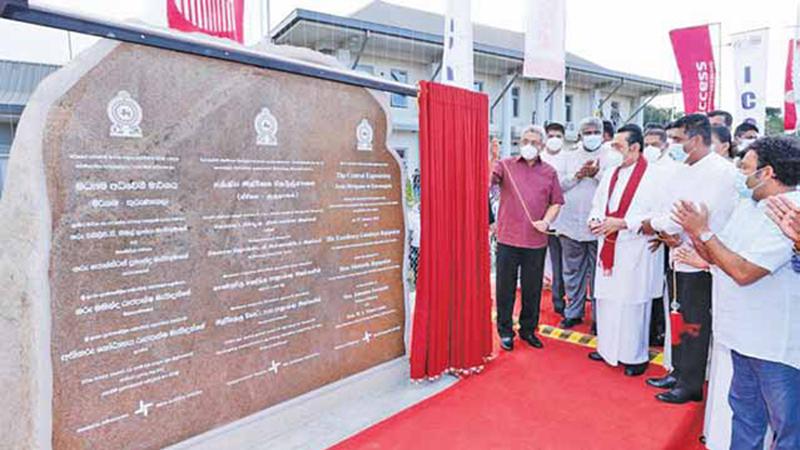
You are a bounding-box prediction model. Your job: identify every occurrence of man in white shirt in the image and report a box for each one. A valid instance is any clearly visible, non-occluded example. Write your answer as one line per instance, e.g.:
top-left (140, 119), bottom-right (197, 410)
top-left (644, 114), bottom-right (738, 404)
top-left (551, 117), bottom-right (615, 330)
top-left (641, 127), bottom-right (679, 349)
top-left (673, 136), bottom-right (800, 449)
top-left (542, 121), bottom-right (567, 315)
top-left (585, 124), bottom-right (663, 377)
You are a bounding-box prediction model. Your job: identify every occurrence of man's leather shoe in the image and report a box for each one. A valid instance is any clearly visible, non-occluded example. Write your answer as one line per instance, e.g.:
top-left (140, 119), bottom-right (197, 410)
top-left (624, 363), bottom-right (648, 377)
top-left (588, 351), bottom-right (604, 362)
top-left (559, 318), bottom-right (583, 329)
top-left (500, 336), bottom-right (514, 351)
top-left (647, 374), bottom-right (678, 390)
top-left (520, 334), bottom-right (544, 349)
top-left (656, 388), bottom-right (703, 404)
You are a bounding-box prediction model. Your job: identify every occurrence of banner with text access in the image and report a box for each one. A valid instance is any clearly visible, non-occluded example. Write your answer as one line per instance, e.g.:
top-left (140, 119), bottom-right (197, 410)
top-left (669, 25), bottom-right (716, 114)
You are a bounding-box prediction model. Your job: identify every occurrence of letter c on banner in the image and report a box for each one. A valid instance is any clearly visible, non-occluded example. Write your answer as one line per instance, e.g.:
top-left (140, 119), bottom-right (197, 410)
top-left (741, 92), bottom-right (756, 109)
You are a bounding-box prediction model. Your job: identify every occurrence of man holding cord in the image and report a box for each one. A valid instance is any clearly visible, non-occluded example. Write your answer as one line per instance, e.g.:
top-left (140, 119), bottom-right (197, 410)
top-left (490, 125), bottom-right (564, 351)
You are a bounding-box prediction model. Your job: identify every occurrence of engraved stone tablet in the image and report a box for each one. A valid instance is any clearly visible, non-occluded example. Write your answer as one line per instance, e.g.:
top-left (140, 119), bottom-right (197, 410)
top-left (0, 40), bottom-right (406, 450)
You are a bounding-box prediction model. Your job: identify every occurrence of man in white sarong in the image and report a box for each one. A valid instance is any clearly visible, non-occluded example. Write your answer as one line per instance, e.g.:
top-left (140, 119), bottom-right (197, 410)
top-left (586, 124), bottom-right (662, 377)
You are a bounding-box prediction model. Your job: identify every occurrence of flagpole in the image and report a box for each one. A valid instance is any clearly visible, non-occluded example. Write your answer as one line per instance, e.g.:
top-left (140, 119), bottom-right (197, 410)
top-left (795, 2), bottom-right (800, 135)
top-left (717, 22), bottom-right (722, 111)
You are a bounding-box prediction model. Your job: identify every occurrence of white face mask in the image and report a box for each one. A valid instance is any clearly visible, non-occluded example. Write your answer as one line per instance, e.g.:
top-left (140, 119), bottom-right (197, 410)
top-left (545, 137), bottom-right (563, 153)
top-left (520, 144), bottom-right (539, 161)
top-left (582, 134), bottom-right (603, 152)
top-left (604, 149), bottom-right (624, 169)
top-left (643, 145), bottom-right (662, 162)
top-left (739, 138), bottom-right (756, 151)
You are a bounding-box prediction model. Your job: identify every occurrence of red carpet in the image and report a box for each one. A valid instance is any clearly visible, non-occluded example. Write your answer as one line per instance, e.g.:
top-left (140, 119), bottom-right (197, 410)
top-left (331, 339), bottom-right (705, 450)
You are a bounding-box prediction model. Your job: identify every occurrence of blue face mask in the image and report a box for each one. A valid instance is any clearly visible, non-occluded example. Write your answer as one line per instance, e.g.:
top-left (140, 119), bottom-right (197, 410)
top-left (667, 143), bottom-right (687, 163)
top-left (735, 168), bottom-right (766, 200)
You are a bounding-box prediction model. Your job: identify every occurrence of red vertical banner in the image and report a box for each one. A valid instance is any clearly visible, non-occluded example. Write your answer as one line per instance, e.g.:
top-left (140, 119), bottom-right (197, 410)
top-left (167, 0), bottom-right (244, 43)
top-left (410, 81), bottom-right (493, 380)
top-left (785, 39), bottom-right (797, 132)
top-left (669, 25), bottom-right (716, 114)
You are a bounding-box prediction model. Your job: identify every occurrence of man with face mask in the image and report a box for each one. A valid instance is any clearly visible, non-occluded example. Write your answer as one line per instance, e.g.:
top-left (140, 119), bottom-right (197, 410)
top-left (542, 122), bottom-right (567, 315)
top-left (643, 114), bottom-right (738, 405)
top-left (734, 121), bottom-right (759, 155)
top-left (673, 136), bottom-right (800, 449)
top-left (490, 125), bottom-right (565, 351)
top-left (641, 126), bottom-right (681, 349)
top-left (585, 124), bottom-right (664, 376)
top-left (550, 117), bottom-right (614, 331)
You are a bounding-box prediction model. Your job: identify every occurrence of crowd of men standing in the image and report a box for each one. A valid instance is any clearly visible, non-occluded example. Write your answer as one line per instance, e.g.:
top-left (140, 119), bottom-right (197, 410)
top-left (489, 110), bottom-right (800, 449)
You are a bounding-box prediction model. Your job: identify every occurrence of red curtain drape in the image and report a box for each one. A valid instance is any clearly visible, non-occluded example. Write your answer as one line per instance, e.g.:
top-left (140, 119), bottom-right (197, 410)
top-left (410, 81), bottom-right (493, 380)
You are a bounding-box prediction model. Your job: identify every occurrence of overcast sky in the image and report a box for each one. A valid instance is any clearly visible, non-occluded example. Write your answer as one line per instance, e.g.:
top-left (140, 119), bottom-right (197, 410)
top-left (2, 0), bottom-right (799, 112)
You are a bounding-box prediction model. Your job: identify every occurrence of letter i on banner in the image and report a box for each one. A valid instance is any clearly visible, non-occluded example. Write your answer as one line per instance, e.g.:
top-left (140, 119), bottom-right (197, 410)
top-left (442, 0), bottom-right (474, 90)
top-left (731, 29), bottom-right (769, 132)
top-left (669, 25), bottom-right (716, 114)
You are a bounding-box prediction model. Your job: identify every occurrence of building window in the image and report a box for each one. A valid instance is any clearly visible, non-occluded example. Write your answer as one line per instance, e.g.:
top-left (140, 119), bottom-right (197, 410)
top-left (390, 69), bottom-right (409, 108)
top-left (511, 87), bottom-right (520, 118)
top-left (565, 94), bottom-right (573, 123)
top-left (355, 65), bottom-right (375, 75)
top-left (0, 120), bottom-right (13, 199)
top-left (0, 150), bottom-right (8, 199)
top-left (473, 80), bottom-right (484, 92)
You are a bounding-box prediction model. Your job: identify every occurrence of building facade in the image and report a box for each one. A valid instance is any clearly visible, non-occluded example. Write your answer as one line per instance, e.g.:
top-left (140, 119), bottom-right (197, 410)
top-left (271, 1), bottom-right (676, 174)
top-left (0, 1), bottom-right (676, 198)
top-left (0, 59), bottom-right (59, 198)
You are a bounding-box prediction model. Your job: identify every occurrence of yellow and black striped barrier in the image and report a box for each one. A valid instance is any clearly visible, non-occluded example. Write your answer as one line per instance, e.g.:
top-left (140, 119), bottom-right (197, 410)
top-left (538, 325), bottom-right (665, 366)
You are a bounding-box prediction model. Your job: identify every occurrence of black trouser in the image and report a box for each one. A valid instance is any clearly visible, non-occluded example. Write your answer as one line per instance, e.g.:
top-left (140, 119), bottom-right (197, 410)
top-left (649, 296), bottom-right (665, 344)
top-left (496, 243), bottom-right (546, 338)
top-left (547, 234), bottom-right (566, 313)
top-left (674, 271), bottom-right (712, 395)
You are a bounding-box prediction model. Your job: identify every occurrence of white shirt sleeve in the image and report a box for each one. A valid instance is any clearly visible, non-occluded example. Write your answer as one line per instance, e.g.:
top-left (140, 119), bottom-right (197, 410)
top-left (558, 151), bottom-right (580, 192)
top-left (736, 216), bottom-right (796, 272)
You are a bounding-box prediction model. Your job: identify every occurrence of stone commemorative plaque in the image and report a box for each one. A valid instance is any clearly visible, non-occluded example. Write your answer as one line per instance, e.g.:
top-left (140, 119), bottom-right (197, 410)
top-left (1, 40), bottom-right (407, 449)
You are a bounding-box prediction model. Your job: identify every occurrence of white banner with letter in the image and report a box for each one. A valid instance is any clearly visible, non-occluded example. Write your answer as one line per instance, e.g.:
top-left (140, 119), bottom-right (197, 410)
top-left (442, 0), bottom-right (474, 90)
top-left (523, 0), bottom-right (566, 82)
top-left (731, 28), bottom-right (769, 132)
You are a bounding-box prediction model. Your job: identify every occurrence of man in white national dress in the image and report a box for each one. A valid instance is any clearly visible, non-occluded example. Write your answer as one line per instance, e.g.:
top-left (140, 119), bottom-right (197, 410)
top-left (585, 124), bottom-right (662, 377)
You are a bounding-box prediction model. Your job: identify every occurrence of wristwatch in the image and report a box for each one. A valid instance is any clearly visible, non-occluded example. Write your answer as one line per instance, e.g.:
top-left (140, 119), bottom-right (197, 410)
top-left (699, 231), bottom-right (715, 243)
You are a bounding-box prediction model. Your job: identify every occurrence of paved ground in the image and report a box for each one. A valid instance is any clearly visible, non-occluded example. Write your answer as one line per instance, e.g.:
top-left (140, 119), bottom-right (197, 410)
top-left (168, 358), bottom-right (457, 450)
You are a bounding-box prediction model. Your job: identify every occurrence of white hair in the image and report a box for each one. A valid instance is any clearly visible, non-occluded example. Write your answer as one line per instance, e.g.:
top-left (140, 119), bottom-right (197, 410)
top-left (520, 124), bottom-right (546, 141)
top-left (579, 117), bottom-right (603, 134)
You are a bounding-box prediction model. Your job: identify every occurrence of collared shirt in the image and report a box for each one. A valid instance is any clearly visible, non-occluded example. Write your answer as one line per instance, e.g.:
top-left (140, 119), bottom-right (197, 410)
top-left (550, 144), bottom-right (612, 242)
top-left (540, 149), bottom-right (565, 232)
top-left (712, 192), bottom-right (800, 370)
top-left (651, 151), bottom-right (738, 273)
top-left (491, 156), bottom-right (564, 249)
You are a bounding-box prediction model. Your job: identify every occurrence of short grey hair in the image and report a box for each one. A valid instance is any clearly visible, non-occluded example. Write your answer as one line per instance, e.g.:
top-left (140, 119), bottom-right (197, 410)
top-left (579, 117), bottom-right (603, 134)
top-left (520, 124), bottom-right (546, 141)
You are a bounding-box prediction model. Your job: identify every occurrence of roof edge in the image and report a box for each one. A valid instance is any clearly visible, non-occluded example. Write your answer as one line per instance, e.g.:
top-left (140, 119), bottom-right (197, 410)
top-left (271, 8), bottom-right (678, 92)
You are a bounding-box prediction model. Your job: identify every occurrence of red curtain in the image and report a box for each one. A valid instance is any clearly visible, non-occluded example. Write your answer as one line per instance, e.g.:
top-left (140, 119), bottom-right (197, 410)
top-left (410, 81), bottom-right (493, 380)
